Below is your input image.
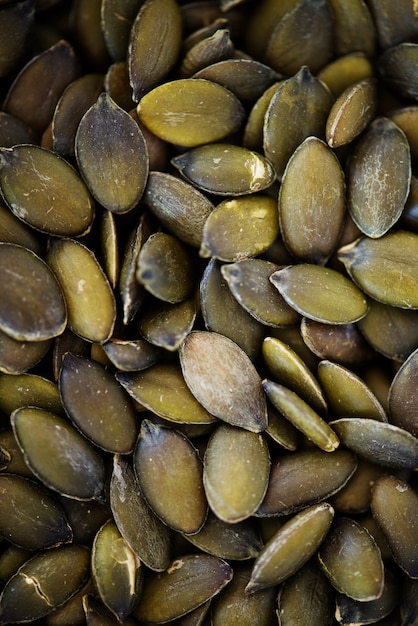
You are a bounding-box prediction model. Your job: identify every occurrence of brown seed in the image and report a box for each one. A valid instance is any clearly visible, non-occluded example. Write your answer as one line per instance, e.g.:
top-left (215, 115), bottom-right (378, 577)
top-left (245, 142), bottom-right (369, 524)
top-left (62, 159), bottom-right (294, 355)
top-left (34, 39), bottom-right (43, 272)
top-left (388, 347), bottom-right (418, 437)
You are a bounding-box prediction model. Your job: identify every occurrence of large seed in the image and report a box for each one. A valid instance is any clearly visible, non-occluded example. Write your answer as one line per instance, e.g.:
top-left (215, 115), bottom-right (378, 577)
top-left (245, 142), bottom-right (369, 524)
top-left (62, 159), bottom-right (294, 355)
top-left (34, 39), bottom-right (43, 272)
top-left (388, 347), bottom-right (418, 437)
top-left (0, 372), bottom-right (63, 417)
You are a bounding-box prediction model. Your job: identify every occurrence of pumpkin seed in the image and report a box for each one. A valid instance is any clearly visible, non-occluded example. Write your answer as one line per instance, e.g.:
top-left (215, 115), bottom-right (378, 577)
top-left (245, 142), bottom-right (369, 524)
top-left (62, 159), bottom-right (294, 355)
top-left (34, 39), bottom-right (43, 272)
top-left (137, 78), bottom-right (245, 146)
top-left (172, 144), bottom-right (276, 196)
top-left (317, 516), bottom-right (384, 601)
top-left (327, 0), bottom-right (376, 57)
top-left (243, 82), bottom-right (283, 152)
top-left (0, 372), bottom-right (62, 416)
top-left (369, 0), bottom-right (418, 49)
top-left (388, 347), bottom-right (418, 437)
top-left (200, 195), bottom-right (279, 261)
top-left (101, 0), bottom-right (143, 62)
top-left (138, 297), bottom-right (197, 351)
top-left (389, 107), bottom-right (418, 162)
top-left (70, 0), bottom-right (111, 72)
top-left (180, 28), bottom-right (234, 78)
top-left (270, 264), bottom-right (368, 325)
top-left (246, 502), bottom-right (334, 593)
top-left (180, 331), bottom-right (268, 432)
top-left (11, 406), bottom-right (106, 501)
top-left (0, 330), bottom-right (51, 376)
top-left (47, 238), bottom-right (116, 343)
top-left (134, 553), bottom-right (233, 623)
top-left (318, 52), bottom-right (375, 98)
top-left (134, 420), bottom-right (208, 534)
top-left (203, 424), bottom-right (270, 523)
top-left (378, 42), bottom-right (418, 100)
top-left (0, 430), bottom-right (33, 479)
top-left (0, 546), bottom-right (32, 586)
top-left (326, 78), bottom-right (377, 148)
top-left (99, 209), bottom-right (119, 290)
top-left (102, 339), bottom-right (161, 372)
top-left (335, 569), bottom-right (398, 626)
top-left (265, 404), bottom-right (300, 451)
top-left (301, 318), bottom-right (372, 367)
top-left (0, 200), bottom-right (42, 254)
top-left (331, 458), bottom-right (385, 515)
top-left (0, 473), bottom-right (72, 551)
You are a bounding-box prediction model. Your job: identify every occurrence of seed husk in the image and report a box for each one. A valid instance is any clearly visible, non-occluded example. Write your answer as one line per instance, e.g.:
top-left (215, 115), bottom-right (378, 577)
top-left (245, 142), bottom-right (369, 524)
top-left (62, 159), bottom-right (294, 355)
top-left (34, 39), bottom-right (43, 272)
top-left (203, 424), bottom-right (270, 523)
top-left (11, 406), bottom-right (106, 501)
top-left (58, 353), bottom-right (138, 454)
top-left (388, 347), bottom-right (418, 437)
top-left (180, 331), bottom-right (268, 432)
top-left (75, 92), bottom-right (149, 213)
top-left (317, 516), bottom-right (384, 601)
top-left (326, 78), bottom-right (377, 148)
top-left (172, 144), bottom-right (276, 196)
top-left (137, 78), bottom-right (245, 147)
top-left (134, 553), bottom-right (233, 623)
top-left (263, 379), bottom-right (339, 452)
top-left (47, 237), bottom-right (116, 343)
top-left (257, 448), bottom-right (357, 517)
top-left (371, 475), bottom-right (418, 579)
top-left (0, 545), bottom-right (90, 625)
top-left (246, 502), bottom-right (334, 593)
top-left (134, 420), bottom-right (208, 534)
top-left (270, 264), bottom-right (368, 325)
top-left (200, 195), bottom-right (279, 261)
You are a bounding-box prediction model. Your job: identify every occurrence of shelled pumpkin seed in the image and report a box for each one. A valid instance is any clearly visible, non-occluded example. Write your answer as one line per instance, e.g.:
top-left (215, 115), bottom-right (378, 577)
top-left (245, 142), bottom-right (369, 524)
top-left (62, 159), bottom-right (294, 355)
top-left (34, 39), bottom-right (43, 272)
top-left (3, 1), bottom-right (418, 624)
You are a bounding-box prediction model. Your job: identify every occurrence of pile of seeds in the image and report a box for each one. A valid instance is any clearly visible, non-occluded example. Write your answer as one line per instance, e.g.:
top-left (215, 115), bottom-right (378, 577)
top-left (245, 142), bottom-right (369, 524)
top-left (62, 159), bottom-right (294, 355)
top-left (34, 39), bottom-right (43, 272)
top-left (1, 0), bottom-right (418, 624)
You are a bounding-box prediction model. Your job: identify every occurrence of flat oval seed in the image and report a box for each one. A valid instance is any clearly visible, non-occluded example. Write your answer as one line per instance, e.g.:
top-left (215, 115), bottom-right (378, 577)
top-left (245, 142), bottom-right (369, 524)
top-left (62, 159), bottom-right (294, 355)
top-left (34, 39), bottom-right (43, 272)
top-left (134, 554), bottom-right (233, 623)
top-left (270, 264), bottom-right (369, 324)
top-left (0, 243), bottom-right (66, 342)
top-left (59, 353), bottom-right (138, 453)
top-left (317, 52), bottom-right (374, 98)
top-left (338, 231), bottom-right (418, 309)
top-left (335, 570), bottom-right (398, 626)
top-left (75, 93), bottom-right (148, 213)
top-left (279, 137), bottom-right (345, 264)
top-left (0, 145), bottom-right (94, 237)
top-left (128, 0), bottom-right (182, 100)
top-left (200, 195), bottom-right (279, 261)
top-left (246, 502), bottom-right (334, 593)
top-left (137, 79), bottom-right (245, 147)
top-left (0, 200), bottom-right (42, 254)
top-left (117, 362), bottom-right (216, 425)
top-left (350, 117), bottom-right (411, 238)
top-left (11, 406), bottom-right (106, 501)
top-left (257, 448), bottom-right (357, 517)
top-left (263, 380), bottom-right (339, 452)
top-left (134, 420), bottom-right (207, 534)
top-left (0, 545), bottom-right (90, 625)
top-left (0, 474), bottom-right (72, 551)
top-left (0, 373), bottom-right (63, 416)
top-left (326, 0), bottom-right (376, 58)
top-left (317, 360), bottom-right (387, 421)
top-left (92, 520), bottom-right (140, 622)
top-left (371, 475), bottom-right (418, 578)
top-left (138, 298), bottom-right (196, 352)
top-left (301, 318), bottom-right (373, 367)
top-left (172, 144), bottom-right (275, 196)
top-left (378, 42), bottom-right (418, 101)
top-left (136, 232), bottom-right (195, 303)
top-left (326, 79), bottom-right (377, 148)
top-left (203, 424), bottom-right (270, 523)
top-left (47, 238), bottom-right (116, 343)
top-left (221, 259), bottom-right (300, 327)
top-left (103, 339), bottom-right (161, 372)
top-left (330, 418), bottom-right (418, 469)
top-left (389, 347), bottom-right (418, 437)
top-left (110, 455), bottom-right (171, 572)
top-left (180, 331), bottom-right (268, 432)
top-left (318, 517), bottom-right (384, 601)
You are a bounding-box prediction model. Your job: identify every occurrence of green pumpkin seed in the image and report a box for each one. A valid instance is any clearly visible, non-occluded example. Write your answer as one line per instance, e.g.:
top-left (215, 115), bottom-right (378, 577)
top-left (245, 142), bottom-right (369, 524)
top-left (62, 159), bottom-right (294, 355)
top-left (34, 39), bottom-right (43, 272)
top-left (180, 28), bottom-right (234, 78)
top-left (0, 546), bottom-right (32, 585)
top-left (371, 475), bottom-right (418, 578)
top-left (137, 78), bottom-right (245, 146)
top-left (11, 406), bottom-right (106, 501)
top-left (200, 258), bottom-right (265, 361)
top-left (143, 171), bottom-right (214, 248)
top-left (317, 52), bottom-right (374, 98)
top-left (317, 517), bottom-right (384, 601)
top-left (330, 418), bottom-right (418, 469)
top-left (0, 111), bottom-right (37, 148)
top-left (246, 502), bottom-right (334, 593)
top-left (301, 318), bottom-right (373, 367)
top-left (117, 362), bottom-right (217, 425)
top-left (263, 66), bottom-right (333, 180)
top-left (172, 144), bottom-right (275, 196)
top-left (378, 42), bottom-right (418, 100)
top-left (101, 0), bottom-right (142, 62)
top-left (128, 0), bottom-right (182, 100)
top-left (279, 136), bottom-right (345, 264)
top-left (263, 380), bottom-right (339, 452)
top-left (136, 232), bottom-right (195, 303)
top-left (0, 200), bottom-right (42, 254)
top-left (92, 520), bottom-right (141, 622)
top-left (389, 106), bottom-right (418, 162)
top-left (335, 569), bottom-right (398, 626)
top-left (99, 209), bottom-right (119, 290)
top-left (134, 553), bottom-right (233, 623)
top-left (0, 545), bottom-right (90, 625)
top-left (0, 372), bottom-right (62, 416)
top-left (262, 336), bottom-right (327, 415)
top-left (257, 448), bottom-right (357, 517)
top-left (103, 339), bottom-right (161, 372)
top-left (47, 238), bottom-right (116, 343)
top-left (110, 455), bottom-right (171, 572)
top-left (388, 347), bottom-right (418, 437)
top-left (277, 560), bottom-right (334, 626)
top-left (243, 82), bottom-right (283, 152)
top-left (104, 61), bottom-right (133, 111)
top-left (270, 264), bottom-right (369, 324)
top-left (0, 473), bottom-right (72, 551)
top-left (75, 93), bottom-right (148, 213)
top-left (200, 195), bottom-right (279, 261)
top-left (326, 78), bottom-right (377, 148)
top-left (0, 330), bottom-right (51, 375)
top-left (59, 353), bottom-right (138, 453)
top-left (338, 231), bottom-right (418, 309)
top-left (0, 430), bottom-right (33, 479)
top-left (265, 404), bottom-right (300, 451)
top-left (331, 458), bottom-right (385, 515)
top-left (347, 117), bottom-right (411, 237)
top-left (327, 0), bottom-right (376, 57)
top-left (243, 0), bottom-right (299, 60)
top-left (180, 331), bottom-right (268, 432)
top-left (203, 424), bottom-right (270, 523)
top-left (134, 420), bottom-right (207, 534)
top-left (317, 360), bottom-right (387, 421)
top-left (138, 297), bottom-right (197, 352)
